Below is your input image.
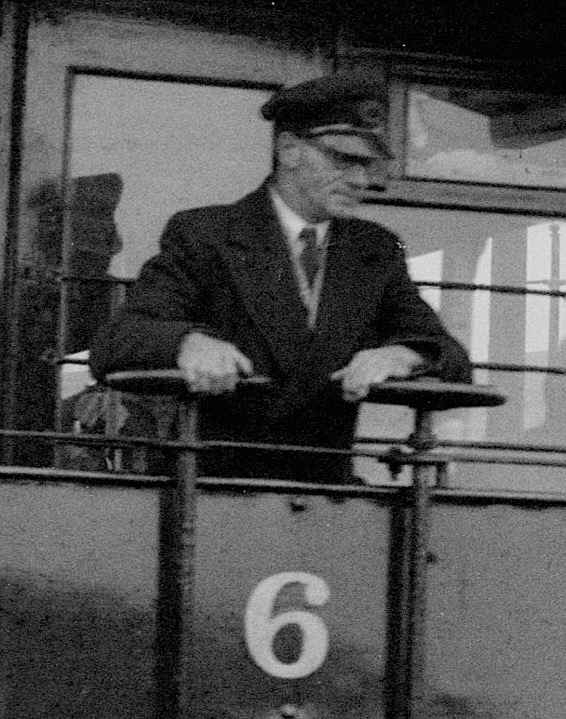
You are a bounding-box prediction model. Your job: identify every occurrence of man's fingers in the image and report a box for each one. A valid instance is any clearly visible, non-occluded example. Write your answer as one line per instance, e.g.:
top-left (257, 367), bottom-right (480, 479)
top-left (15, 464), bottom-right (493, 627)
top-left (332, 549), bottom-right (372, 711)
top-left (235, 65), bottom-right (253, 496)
top-left (188, 370), bottom-right (212, 393)
top-left (180, 348), bottom-right (253, 395)
top-left (234, 351), bottom-right (254, 377)
top-left (332, 361), bottom-right (391, 401)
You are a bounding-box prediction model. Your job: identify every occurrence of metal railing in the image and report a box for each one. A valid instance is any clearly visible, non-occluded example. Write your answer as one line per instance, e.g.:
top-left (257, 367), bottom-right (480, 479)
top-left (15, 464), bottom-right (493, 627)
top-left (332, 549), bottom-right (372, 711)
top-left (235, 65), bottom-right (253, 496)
top-left (8, 273), bottom-right (566, 718)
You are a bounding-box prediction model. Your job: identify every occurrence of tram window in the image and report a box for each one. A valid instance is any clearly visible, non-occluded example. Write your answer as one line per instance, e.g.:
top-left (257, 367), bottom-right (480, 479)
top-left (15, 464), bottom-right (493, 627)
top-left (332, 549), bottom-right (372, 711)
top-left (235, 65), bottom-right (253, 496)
top-left (353, 205), bottom-right (566, 492)
top-left (365, 69), bottom-right (566, 214)
top-left (406, 85), bottom-right (566, 190)
top-left (59, 74), bottom-right (272, 410)
top-left (59, 71), bottom-right (566, 494)
top-left (67, 74), bottom-right (272, 280)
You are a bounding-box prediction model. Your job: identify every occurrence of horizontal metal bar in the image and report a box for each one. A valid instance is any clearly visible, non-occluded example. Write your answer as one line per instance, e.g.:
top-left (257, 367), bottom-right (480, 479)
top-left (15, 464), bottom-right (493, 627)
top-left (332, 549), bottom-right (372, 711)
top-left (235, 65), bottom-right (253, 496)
top-left (0, 464), bottom-right (172, 487)
top-left (416, 280), bottom-right (566, 298)
top-left (0, 428), bottom-right (184, 450)
top-left (197, 475), bottom-right (400, 498)
top-left (0, 429), bottom-right (408, 459)
top-left (197, 478), bottom-right (566, 508)
top-left (57, 359), bottom-right (90, 366)
top-left (356, 436), bottom-right (566, 455)
top-left (5, 429), bottom-right (566, 469)
top-left (408, 449), bottom-right (566, 469)
top-left (59, 275), bottom-right (134, 285)
top-left (474, 362), bottom-right (566, 374)
top-left (53, 357), bottom-right (566, 376)
top-left (2, 465), bottom-right (566, 507)
top-left (437, 438), bottom-right (566, 454)
top-left (432, 487), bottom-right (566, 508)
top-left (56, 278), bottom-right (566, 298)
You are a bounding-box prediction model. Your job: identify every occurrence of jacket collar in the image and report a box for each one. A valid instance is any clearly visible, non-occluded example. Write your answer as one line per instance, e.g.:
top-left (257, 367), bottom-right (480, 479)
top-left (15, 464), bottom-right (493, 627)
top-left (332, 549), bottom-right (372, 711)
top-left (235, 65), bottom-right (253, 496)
top-left (221, 182), bottom-right (314, 373)
top-left (219, 181), bottom-right (391, 382)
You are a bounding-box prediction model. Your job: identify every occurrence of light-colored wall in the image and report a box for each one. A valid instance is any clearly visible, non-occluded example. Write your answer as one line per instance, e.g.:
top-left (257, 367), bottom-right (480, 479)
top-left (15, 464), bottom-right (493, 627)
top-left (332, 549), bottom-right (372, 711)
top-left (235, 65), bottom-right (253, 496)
top-left (3, 483), bottom-right (566, 719)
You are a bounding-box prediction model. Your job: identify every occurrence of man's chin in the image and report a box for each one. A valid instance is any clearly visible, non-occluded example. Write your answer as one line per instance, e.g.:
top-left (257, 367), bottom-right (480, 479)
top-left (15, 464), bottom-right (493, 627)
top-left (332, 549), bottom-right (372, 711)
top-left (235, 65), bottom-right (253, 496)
top-left (329, 195), bottom-right (363, 217)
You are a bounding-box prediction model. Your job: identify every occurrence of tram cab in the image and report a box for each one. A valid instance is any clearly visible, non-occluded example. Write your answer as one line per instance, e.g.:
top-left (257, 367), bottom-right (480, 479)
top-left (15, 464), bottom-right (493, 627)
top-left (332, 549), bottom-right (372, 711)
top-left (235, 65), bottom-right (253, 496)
top-left (1, 2), bottom-right (566, 718)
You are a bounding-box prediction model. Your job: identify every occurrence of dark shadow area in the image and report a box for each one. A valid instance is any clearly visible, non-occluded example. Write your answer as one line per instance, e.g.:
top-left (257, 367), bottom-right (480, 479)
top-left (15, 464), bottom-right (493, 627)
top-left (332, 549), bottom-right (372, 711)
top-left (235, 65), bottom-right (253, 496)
top-left (188, 610), bottom-right (387, 719)
top-left (187, 609), bottom-right (503, 719)
top-left (30, 0), bottom-right (339, 52)
top-left (64, 173), bottom-right (123, 354)
top-left (27, 0), bottom-right (566, 68)
top-left (26, 172), bottom-right (123, 355)
top-left (16, 173), bottom-right (122, 466)
top-left (0, 569), bottom-right (155, 719)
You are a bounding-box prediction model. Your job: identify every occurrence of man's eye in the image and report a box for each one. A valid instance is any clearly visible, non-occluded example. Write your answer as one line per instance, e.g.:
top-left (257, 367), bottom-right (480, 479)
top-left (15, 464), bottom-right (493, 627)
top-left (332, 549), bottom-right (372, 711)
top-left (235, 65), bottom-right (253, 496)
top-left (336, 155), bottom-right (360, 169)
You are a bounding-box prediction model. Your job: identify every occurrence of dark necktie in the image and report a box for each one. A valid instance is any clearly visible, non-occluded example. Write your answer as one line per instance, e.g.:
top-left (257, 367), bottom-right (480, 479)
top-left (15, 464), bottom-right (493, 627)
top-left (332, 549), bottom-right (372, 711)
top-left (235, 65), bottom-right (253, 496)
top-left (299, 227), bottom-right (320, 286)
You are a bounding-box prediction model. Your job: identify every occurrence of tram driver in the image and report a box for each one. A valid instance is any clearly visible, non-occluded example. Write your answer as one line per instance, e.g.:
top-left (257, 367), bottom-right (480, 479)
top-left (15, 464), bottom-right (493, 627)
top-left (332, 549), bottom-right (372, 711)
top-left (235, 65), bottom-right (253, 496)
top-left (90, 70), bottom-right (472, 482)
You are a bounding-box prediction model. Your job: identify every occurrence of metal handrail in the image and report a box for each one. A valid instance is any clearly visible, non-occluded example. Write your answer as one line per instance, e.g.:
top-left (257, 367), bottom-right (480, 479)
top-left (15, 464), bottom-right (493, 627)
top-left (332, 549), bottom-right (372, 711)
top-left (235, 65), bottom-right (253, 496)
top-left (0, 463), bottom-right (171, 487)
top-left (57, 275), bottom-right (566, 298)
top-left (416, 279), bottom-right (566, 298)
top-left (4, 427), bottom-right (566, 472)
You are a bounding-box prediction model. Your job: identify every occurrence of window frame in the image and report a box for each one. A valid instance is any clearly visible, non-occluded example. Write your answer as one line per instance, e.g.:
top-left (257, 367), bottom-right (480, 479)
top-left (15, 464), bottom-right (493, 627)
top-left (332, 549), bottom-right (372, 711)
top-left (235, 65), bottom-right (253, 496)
top-left (361, 57), bottom-right (566, 217)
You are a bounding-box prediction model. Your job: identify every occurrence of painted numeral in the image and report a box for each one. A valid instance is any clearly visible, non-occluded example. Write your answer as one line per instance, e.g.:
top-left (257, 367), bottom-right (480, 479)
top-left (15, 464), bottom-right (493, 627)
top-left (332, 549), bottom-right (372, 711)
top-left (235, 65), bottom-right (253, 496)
top-left (245, 572), bottom-right (330, 679)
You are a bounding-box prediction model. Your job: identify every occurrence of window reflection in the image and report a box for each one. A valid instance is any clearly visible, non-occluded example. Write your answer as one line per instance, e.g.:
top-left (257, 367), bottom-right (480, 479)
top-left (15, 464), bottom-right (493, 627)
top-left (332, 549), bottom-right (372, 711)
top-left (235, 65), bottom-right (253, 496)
top-left (59, 75), bottom-right (274, 467)
top-left (355, 204), bottom-right (566, 490)
top-left (407, 85), bottom-right (566, 188)
top-left (69, 74), bottom-right (272, 279)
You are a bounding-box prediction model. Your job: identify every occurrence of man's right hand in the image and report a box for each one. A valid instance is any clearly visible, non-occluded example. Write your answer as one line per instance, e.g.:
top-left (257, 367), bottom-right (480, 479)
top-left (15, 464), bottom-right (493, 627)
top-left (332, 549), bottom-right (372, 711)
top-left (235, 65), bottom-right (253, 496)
top-left (176, 332), bottom-right (254, 394)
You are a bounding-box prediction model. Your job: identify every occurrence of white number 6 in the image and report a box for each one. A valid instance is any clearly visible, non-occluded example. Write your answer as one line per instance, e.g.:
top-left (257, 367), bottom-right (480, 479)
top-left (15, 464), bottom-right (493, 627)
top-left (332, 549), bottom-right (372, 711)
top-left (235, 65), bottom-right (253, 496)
top-left (245, 572), bottom-right (330, 679)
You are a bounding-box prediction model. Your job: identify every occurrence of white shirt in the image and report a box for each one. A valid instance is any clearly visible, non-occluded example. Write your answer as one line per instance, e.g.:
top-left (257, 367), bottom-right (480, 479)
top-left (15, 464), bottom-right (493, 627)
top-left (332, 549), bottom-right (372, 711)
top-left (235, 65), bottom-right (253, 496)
top-left (270, 189), bottom-right (330, 327)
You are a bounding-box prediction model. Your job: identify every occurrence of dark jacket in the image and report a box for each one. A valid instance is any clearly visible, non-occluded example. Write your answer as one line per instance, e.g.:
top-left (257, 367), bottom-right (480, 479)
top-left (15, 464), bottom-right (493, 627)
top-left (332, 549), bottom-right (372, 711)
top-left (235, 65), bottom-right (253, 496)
top-left (90, 183), bottom-right (472, 480)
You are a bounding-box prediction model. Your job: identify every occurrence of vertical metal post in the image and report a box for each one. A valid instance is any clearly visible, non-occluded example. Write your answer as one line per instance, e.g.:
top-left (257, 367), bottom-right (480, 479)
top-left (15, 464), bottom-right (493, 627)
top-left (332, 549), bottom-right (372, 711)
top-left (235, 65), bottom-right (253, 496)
top-left (405, 408), bottom-right (435, 719)
top-left (155, 395), bottom-right (199, 719)
top-left (384, 498), bottom-right (412, 719)
top-left (387, 407), bottom-right (436, 719)
top-left (0, 1), bottom-right (29, 463)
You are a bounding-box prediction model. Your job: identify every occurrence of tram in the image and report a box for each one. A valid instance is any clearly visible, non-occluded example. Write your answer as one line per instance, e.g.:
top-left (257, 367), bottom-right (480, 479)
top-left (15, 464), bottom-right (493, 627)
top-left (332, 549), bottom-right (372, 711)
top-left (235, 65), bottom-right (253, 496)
top-left (2, 2), bottom-right (566, 718)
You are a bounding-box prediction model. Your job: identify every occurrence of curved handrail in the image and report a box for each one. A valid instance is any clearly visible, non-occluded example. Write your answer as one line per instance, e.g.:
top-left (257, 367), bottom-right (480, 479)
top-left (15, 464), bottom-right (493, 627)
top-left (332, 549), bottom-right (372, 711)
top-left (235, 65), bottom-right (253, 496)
top-left (104, 369), bottom-right (271, 395)
top-left (105, 369), bottom-right (505, 411)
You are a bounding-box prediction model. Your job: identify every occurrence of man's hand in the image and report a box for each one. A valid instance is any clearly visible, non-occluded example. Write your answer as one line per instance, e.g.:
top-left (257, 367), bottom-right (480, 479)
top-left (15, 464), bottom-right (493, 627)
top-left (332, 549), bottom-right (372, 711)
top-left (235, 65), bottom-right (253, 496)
top-left (330, 345), bottom-right (425, 402)
top-left (177, 332), bottom-right (253, 394)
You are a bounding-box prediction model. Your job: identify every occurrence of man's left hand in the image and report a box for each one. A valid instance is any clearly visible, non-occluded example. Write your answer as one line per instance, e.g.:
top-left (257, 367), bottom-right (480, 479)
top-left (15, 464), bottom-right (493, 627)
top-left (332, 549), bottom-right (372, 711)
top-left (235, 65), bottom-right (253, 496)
top-left (330, 345), bottom-right (425, 402)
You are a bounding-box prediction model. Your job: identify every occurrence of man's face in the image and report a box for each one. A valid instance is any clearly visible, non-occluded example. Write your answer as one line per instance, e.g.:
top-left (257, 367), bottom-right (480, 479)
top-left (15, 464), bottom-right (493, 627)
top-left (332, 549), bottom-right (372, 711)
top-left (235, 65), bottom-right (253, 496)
top-left (278, 131), bottom-right (390, 222)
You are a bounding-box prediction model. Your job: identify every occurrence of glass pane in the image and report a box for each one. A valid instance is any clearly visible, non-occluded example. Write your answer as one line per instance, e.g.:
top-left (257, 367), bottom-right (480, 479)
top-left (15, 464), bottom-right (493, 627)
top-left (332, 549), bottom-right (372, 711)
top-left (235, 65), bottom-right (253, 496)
top-left (67, 75), bottom-right (273, 281)
top-left (60, 75), bottom-right (273, 442)
top-left (353, 203), bottom-right (566, 492)
top-left (407, 84), bottom-right (566, 188)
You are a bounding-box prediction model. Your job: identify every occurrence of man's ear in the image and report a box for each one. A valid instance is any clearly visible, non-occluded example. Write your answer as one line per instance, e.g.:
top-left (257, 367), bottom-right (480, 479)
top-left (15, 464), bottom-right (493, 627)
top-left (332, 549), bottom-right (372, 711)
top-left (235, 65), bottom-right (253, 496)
top-left (275, 131), bottom-right (302, 169)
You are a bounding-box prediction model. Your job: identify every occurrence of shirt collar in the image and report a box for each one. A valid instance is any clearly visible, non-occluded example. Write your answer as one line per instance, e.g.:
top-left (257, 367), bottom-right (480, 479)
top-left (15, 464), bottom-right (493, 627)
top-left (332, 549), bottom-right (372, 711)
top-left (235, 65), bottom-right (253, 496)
top-left (269, 188), bottom-right (330, 246)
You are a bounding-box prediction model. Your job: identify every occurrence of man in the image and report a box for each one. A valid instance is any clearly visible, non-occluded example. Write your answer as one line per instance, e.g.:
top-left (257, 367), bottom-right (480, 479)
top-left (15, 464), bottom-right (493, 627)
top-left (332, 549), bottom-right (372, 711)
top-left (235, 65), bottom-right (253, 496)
top-left (90, 70), bottom-right (472, 481)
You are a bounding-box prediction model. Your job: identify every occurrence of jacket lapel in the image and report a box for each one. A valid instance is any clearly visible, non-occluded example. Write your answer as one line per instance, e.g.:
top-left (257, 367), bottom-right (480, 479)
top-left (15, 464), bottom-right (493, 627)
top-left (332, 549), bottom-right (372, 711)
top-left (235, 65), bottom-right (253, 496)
top-left (218, 185), bottom-right (314, 374)
top-left (217, 185), bottom-right (393, 397)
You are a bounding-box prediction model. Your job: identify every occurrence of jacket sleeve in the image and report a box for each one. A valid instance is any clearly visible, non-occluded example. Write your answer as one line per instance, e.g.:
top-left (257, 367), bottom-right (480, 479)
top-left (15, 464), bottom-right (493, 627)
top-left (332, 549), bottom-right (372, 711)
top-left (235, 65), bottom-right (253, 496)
top-left (361, 243), bottom-right (473, 384)
top-left (89, 212), bottom-right (225, 381)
